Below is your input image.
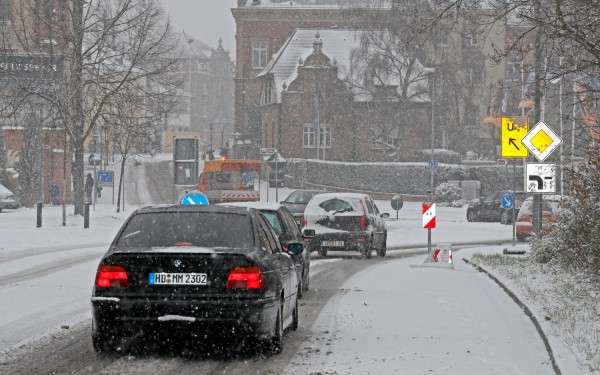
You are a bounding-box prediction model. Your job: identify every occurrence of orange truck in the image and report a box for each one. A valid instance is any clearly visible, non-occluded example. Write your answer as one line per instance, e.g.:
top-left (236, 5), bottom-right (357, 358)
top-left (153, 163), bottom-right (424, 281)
top-left (196, 159), bottom-right (262, 203)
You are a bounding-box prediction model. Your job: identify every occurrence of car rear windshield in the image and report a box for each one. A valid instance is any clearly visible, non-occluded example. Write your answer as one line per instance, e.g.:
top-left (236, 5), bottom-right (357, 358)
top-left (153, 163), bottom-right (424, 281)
top-left (307, 197), bottom-right (363, 215)
top-left (285, 191), bottom-right (321, 204)
top-left (115, 212), bottom-right (254, 250)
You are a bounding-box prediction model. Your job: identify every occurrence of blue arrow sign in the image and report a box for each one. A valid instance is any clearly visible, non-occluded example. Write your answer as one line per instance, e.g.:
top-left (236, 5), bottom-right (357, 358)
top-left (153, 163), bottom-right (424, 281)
top-left (501, 193), bottom-right (514, 209)
top-left (428, 160), bottom-right (438, 170)
top-left (181, 191), bottom-right (209, 205)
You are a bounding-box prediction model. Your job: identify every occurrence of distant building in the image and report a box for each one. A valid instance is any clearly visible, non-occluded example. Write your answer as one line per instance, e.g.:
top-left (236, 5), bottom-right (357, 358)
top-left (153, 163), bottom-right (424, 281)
top-left (166, 32), bottom-right (235, 153)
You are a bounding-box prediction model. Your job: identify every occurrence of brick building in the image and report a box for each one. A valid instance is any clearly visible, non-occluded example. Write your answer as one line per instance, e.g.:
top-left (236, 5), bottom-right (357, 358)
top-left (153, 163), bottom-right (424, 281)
top-left (258, 29), bottom-right (431, 161)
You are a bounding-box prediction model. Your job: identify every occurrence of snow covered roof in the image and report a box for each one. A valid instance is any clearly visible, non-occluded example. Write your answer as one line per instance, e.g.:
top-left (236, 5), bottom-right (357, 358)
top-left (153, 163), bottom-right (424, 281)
top-left (174, 31), bottom-right (213, 59)
top-left (258, 29), bottom-right (431, 103)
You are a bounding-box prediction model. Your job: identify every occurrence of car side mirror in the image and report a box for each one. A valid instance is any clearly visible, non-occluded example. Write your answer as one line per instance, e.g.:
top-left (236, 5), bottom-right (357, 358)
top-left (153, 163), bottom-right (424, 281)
top-left (303, 229), bottom-right (316, 238)
top-left (381, 213), bottom-right (390, 219)
top-left (286, 243), bottom-right (303, 255)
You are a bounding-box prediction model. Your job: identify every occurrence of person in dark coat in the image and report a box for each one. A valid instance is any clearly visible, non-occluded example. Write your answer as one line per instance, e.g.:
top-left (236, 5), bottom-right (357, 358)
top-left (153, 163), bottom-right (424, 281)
top-left (85, 173), bottom-right (94, 203)
top-left (50, 182), bottom-right (60, 206)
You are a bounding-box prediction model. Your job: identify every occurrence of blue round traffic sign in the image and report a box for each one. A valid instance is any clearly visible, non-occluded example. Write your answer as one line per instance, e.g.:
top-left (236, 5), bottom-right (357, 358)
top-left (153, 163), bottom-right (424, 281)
top-left (501, 193), bottom-right (514, 209)
top-left (180, 191), bottom-right (209, 205)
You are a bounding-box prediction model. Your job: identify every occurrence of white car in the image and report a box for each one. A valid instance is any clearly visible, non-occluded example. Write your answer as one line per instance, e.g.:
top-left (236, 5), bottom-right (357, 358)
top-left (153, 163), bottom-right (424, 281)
top-left (302, 192), bottom-right (389, 258)
top-left (0, 183), bottom-right (19, 212)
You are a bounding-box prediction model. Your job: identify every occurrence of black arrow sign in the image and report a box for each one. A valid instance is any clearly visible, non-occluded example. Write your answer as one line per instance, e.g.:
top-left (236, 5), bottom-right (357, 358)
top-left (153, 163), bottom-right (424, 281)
top-left (509, 138), bottom-right (520, 150)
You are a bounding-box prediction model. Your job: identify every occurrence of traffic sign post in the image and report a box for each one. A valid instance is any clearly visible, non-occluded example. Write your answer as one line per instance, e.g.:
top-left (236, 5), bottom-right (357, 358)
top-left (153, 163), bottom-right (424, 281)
top-left (423, 202), bottom-right (436, 255)
top-left (526, 163), bottom-right (556, 193)
top-left (501, 193), bottom-right (514, 209)
top-left (501, 116), bottom-right (529, 158)
top-left (390, 195), bottom-right (404, 220)
top-left (521, 121), bottom-right (562, 162)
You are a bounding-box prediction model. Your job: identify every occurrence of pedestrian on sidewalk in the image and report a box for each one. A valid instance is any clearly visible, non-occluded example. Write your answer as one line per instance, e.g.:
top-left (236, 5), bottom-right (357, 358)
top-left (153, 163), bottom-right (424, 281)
top-left (85, 173), bottom-right (94, 203)
top-left (50, 182), bottom-right (60, 206)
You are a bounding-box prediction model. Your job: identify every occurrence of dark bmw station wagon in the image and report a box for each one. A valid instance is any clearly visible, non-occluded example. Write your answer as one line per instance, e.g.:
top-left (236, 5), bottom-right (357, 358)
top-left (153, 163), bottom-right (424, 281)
top-left (91, 204), bottom-right (301, 355)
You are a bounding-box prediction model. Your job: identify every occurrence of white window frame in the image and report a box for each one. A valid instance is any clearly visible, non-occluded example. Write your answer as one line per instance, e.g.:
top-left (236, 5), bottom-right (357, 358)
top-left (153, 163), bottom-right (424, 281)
top-left (302, 124), bottom-right (331, 148)
top-left (252, 41), bottom-right (268, 69)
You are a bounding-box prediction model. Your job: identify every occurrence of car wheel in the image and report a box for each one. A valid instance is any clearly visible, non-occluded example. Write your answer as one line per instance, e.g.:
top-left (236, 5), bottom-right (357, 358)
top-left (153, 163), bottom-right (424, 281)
top-left (303, 264), bottom-right (309, 292)
top-left (268, 301), bottom-right (284, 355)
top-left (92, 329), bottom-right (120, 354)
top-left (377, 233), bottom-right (387, 257)
top-left (467, 210), bottom-right (477, 222)
top-left (364, 245), bottom-right (372, 259)
top-left (500, 211), bottom-right (508, 225)
top-left (318, 248), bottom-right (327, 257)
top-left (297, 278), bottom-right (304, 299)
top-left (516, 233), bottom-right (528, 242)
top-left (290, 295), bottom-right (299, 331)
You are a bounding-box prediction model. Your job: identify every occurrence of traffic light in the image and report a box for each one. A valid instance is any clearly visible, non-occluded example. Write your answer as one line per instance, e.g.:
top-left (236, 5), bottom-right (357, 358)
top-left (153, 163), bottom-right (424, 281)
top-left (173, 138), bottom-right (199, 185)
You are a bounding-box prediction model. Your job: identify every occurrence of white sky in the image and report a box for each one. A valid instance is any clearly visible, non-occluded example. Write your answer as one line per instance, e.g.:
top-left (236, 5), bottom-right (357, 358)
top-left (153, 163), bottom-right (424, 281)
top-left (159, 0), bottom-right (238, 58)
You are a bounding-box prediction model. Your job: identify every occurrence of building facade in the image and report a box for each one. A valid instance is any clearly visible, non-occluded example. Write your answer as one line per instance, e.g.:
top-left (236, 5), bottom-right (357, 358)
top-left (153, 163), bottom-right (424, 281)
top-left (166, 32), bottom-right (235, 154)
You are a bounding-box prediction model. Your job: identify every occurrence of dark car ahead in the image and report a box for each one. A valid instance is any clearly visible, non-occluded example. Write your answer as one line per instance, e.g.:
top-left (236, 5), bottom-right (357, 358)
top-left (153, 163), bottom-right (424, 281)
top-left (91, 204), bottom-right (300, 355)
top-left (466, 191), bottom-right (530, 224)
top-left (302, 193), bottom-right (389, 258)
top-left (279, 189), bottom-right (327, 226)
top-left (223, 202), bottom-right (311, 298)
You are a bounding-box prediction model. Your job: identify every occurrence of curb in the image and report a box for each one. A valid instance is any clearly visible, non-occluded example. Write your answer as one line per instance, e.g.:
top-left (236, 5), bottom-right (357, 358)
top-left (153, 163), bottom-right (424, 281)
top-left (462, 258), bottom-right (562, 375)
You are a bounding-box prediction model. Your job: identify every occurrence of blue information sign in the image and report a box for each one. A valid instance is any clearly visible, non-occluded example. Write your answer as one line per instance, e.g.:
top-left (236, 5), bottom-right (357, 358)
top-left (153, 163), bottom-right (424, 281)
top-left (428, 160), bottom-right (438, 169)
top-left (180, 191), bottom-right (209, 205)
top-left (501, 193), bottom-right (514, 209)
top-left (97, 170), bottom-right (114, 185)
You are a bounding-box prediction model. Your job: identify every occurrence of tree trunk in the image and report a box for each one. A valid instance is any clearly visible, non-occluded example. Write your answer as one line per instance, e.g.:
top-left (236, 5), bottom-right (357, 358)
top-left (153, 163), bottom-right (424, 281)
top-left (73, 141), bottom-right (85, 215)
top-left (116, 157), bottom-right (126, 213)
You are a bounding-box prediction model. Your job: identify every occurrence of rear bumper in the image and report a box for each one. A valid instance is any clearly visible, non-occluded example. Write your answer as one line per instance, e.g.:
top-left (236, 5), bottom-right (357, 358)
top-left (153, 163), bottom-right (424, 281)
top-left (304, 231), bottom-right (371, 252)
top-left (91, 294), bottom-right (278, 337)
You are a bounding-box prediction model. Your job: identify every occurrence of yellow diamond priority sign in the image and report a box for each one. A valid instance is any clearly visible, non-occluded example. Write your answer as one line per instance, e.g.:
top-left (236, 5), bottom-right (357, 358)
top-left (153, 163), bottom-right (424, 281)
top-left (521, 121), bottom-right (562, 162)
top-left (501, 116), bottom-right (529, 158)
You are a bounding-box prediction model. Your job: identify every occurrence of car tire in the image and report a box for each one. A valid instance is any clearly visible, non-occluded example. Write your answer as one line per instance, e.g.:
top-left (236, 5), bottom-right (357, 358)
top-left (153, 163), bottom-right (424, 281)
top-left (92, 330), bottom-right (120, 354)
top-left (318, 248), bottom-right (327, 257)
top-left (268, 301), bottom-right (284, 355)
top-left (290, 295), bottom-right (299, 331)
top-left (377, 233), bottom-right (387, 257)
top-left (467, 210), bottom-right (477, 222)
top-left (516, 233), bottom-right (528, 242)
top-left (297, 278), bottom-right (304, 299)
top-left (303, 264), bottom-right (309, 292)
top-left (364, 245), bottom-right (372, 259)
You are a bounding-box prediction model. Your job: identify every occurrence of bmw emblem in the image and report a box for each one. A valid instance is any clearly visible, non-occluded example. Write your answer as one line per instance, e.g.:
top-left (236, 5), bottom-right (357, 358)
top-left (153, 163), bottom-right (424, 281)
top-left (173, 260), bottom-right (183, 268)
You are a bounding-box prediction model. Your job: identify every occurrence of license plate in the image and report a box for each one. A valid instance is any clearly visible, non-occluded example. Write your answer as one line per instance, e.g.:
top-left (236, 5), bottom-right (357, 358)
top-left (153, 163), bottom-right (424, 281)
top-left (321, 240), bottom-right (344, 247)
top-left (148, 273), bottom-right (207, 285)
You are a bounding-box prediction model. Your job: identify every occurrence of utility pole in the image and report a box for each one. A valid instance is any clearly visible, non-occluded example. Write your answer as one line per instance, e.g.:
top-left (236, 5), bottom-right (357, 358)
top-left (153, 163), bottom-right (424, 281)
top-left (532, 0), bottom-right (543, 238)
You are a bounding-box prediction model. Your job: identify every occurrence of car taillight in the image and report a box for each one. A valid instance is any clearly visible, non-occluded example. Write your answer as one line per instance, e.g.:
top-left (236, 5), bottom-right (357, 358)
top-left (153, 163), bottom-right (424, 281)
top-left (359, 200), bottom-right (367, 228)
top-left (96, 265), bottom-right (130, 288)
top-left (227, 267), bottom-right (264, 289)
top-left (302, 216), bottom-right (307, 228)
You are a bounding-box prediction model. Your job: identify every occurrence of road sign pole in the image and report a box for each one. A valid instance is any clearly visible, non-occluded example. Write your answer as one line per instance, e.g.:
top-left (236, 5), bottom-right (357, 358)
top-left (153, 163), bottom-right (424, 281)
top-left (512, 159), bottom-right (516, 246)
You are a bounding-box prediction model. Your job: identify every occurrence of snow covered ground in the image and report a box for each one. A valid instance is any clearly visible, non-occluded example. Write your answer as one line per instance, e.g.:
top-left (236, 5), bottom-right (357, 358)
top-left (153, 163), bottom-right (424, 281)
top-left (0, 176), bottom-right (596, 373)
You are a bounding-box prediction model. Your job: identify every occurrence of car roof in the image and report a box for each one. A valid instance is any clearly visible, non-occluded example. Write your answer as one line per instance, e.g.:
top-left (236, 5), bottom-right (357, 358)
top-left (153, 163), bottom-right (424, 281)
top-left (133, 204), bottom-right (254, 215)
top-left (290, 189), bottom-right (328, 194)
top-left (219, 201), bottom-right (283, 211)
top-left (0, 183), bottom-right (13, 195)
top-left (307, 192), bottom-right (369, 199)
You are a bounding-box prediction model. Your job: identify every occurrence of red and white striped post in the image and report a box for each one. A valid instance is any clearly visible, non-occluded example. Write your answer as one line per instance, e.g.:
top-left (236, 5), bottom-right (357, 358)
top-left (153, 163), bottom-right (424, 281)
top-left (423, 202), bottom-right (436, 254)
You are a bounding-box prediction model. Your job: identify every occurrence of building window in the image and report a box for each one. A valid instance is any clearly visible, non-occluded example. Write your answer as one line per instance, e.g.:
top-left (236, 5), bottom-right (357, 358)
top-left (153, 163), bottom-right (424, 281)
top-left (465, 103), bottom-right (479, 129)
top-left (252, 41), bottom-right (267, 69)
top-left (303, 124), bottom-right (331, 148)
top-left (436, 29), bottom-right (448, 47)
top-left (466, 66), bottom-right (482, 86)
top-left (462, 27), bottom-right (477, 48)
top-left (507, 55), bottom-right (523, 81)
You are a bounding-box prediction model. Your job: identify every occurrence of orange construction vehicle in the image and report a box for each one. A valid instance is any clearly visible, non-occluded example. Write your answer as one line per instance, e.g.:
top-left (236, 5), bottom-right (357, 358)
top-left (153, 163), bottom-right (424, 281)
top-left (196, 159), bottom-right (262, 203)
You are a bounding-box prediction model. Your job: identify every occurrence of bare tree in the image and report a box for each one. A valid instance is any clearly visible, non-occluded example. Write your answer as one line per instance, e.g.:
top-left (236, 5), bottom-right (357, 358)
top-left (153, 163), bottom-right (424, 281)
top-left (0, 0), bottom-right (181, 215)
